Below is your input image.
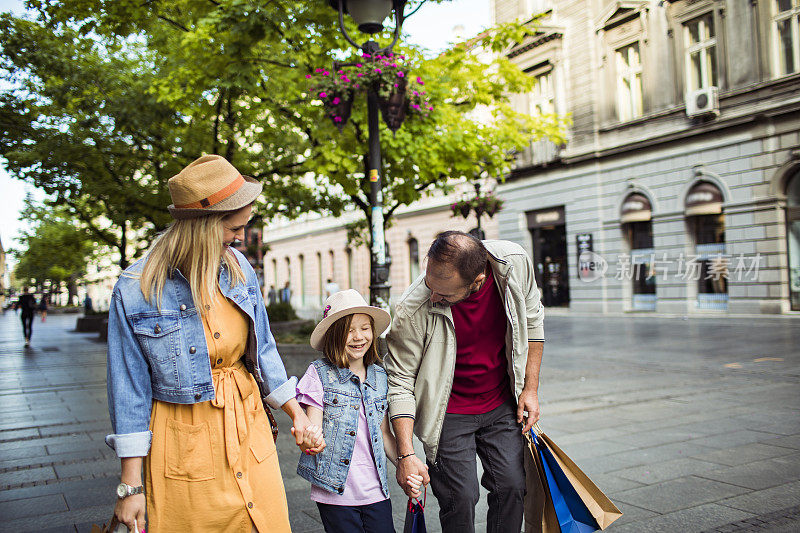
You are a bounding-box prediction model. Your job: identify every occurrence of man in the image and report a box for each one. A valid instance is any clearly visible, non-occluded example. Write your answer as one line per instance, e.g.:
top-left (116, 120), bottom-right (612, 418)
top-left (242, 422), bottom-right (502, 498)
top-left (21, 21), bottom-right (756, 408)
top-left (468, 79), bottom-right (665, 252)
top-left (280, 281), bottom-right (291, 304)
top-left (385, 231), bottom-right (544, 533)
top-left (16, 287), bottom-right (38, 347)
top-left (324, 277), bottom-right (340, 299)
top-left (267, 284), bottom-right (278, 306)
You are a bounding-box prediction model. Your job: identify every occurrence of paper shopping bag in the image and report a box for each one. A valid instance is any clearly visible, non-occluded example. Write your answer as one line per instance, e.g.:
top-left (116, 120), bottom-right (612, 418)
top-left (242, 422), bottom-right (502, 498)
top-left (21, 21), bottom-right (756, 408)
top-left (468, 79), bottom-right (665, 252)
top-left (524, 431), bottom-right (560, 533)
top-left (537, 426), bottom-right (623, 530)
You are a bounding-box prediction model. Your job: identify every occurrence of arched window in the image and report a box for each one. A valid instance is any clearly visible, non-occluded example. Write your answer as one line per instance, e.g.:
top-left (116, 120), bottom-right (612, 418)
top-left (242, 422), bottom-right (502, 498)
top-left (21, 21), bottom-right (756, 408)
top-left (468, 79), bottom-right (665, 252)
top-left (299, 254), bottom-right (305, 307)
top-left (408, 238), bottom-right (420, 283)
top-left (316, 251), bottom-right (323, 305)
top-left (621, 192), bottom-right (656, 310)
top-left (787, 171), bottom-right (800, 311)
top-left (345, 247), bottom-right (353, 289)
top-left (685, 181), bottom-right (727, 309)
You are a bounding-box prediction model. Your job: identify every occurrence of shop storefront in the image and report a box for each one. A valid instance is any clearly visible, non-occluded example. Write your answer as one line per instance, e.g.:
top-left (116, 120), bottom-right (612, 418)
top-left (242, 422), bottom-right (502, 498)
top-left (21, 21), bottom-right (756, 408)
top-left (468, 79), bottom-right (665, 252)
top-left (527, 206), bottom-right (570, 307)
top-left (787, 171), bottom-right (800, 311)
top-left (621, 193), bottom-right (656, 311)
top-left (685, 181), bottom-right (727, 310)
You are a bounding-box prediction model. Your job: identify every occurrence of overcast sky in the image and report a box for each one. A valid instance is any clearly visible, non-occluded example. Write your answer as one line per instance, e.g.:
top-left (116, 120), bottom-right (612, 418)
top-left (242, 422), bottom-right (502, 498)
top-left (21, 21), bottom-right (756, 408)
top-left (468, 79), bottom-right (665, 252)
top-left (0, 0), bottom-right (491, 264)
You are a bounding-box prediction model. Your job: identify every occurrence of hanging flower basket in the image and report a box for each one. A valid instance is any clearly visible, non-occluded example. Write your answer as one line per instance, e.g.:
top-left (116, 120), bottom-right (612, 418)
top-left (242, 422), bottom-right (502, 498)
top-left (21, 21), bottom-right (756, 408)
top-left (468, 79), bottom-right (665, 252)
top-left (377, 77), bottom-right (407, 132)
top-left (323, 92), bottom-right (354, 131)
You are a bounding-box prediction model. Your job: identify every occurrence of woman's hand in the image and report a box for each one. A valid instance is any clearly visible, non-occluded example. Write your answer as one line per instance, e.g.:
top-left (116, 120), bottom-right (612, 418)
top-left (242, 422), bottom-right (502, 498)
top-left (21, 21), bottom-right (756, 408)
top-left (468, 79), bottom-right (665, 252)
top-left (114, 493), bottom-right (145, 533)
top-left (291, 424), bottom-right (326, 455)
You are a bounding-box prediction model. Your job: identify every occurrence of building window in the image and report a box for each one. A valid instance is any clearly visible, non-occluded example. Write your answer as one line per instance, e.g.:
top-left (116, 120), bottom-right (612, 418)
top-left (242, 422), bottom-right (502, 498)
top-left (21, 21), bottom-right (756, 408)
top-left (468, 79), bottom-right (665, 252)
top-left (345, 247), bottom-right (353, 290)
top-left (408, 238), bottom-right (420, 283)
top-left (530, 70), bottom-right (556, 115)
top-left (786, 171), bottom-right (800, 311)
top-left (616, 42), bottom-right (643, 121)
top-left (774, 0), bottom-right (800, 76)
top-left (685, 181), bottom-right (727, 310)
top-left (316, 251), bottom-right (323, 305)
top-left (272, 258), bottom-right (277, 287)
top-left (684, 13), bottom-right (717, 91)
top-left (299, 254), bottom-right (305, 307)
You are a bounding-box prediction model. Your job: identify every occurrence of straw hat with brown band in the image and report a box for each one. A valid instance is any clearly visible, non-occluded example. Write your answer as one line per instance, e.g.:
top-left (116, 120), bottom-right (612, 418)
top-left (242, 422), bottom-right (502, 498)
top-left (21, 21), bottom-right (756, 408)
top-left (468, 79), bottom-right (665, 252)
top-left (167, 154), bottom-right (263, 219)
top-left (310, 290), bottom-right (391, 351)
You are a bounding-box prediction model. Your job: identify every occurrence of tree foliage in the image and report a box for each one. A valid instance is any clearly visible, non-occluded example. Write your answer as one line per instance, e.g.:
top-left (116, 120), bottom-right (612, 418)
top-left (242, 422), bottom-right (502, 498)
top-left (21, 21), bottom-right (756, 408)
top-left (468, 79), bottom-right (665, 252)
top-left (12, 196), bottom-right (97, 290)
top-left (2, 0), bottom-right (566, 267)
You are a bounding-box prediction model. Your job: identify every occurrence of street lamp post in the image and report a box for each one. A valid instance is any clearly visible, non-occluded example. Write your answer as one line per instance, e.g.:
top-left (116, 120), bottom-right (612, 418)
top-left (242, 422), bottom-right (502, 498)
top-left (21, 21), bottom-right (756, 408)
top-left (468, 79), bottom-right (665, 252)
top-left (326, 0), bottom-right (408, 310)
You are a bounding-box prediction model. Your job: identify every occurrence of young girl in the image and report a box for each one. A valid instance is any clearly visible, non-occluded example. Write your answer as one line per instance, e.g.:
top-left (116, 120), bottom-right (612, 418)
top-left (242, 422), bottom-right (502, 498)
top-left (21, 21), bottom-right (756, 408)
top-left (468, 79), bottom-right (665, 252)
top-left (295, 289), bottom-right (423, 533)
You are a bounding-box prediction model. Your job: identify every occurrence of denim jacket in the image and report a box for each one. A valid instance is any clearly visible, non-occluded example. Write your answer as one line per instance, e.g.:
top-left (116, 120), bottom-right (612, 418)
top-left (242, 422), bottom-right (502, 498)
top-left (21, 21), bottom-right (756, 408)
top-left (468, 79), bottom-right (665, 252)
top-left (105, 247), bottom-right (297, 458)
top-left (297, 359), bottom-right (390, 497)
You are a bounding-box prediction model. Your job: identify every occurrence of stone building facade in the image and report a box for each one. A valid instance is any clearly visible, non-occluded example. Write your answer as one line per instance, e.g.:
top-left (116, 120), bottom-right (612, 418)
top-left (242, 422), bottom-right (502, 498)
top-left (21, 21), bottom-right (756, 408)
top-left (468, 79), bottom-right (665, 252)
top-left (261, 196), bottom-right (499, 317)
top-left (493, 0), bottom-right (800, 314)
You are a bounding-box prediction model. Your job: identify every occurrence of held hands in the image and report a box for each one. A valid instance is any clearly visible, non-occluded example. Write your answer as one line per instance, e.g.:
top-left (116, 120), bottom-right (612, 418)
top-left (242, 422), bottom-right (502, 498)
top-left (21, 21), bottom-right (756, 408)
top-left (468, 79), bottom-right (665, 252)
top-left (395, 454), bottom-right (430, 498)
top-left (114, 493), bottom-right (145, 533)
top-left (517, 386), bottom-right (541, 434)
top-left (291, 424), bottom-right (326, 455)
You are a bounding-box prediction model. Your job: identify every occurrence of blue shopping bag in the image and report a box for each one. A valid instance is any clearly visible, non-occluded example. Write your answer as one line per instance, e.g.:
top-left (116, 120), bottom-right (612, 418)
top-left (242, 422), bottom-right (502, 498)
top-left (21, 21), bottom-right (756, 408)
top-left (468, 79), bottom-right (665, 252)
top-left (533, 432), bottom-right (600, 533)
top-left (403, 487), bottom-right (427, 533)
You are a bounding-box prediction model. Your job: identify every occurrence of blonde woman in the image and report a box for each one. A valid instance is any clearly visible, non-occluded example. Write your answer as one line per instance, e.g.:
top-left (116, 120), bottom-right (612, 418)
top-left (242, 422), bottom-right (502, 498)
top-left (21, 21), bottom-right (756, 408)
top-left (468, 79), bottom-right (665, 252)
top-left (106, 155), bottom-right (317, 532)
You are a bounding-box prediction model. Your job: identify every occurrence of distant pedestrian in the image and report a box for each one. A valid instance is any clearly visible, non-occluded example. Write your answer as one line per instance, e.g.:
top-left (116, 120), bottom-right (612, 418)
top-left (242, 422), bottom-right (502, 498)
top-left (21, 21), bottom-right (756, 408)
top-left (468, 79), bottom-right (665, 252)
top-left (106, 155), bottom-right (314, 533)
top-left (324, 278), bottom-right (340, 299)
top-left (280, 281), bottom-right (292, 303)
top-left (83, 294), bottom-right (93, 314)
top-left (268, 284), bottom-right (278, 306)
top-left (296, 289), bottom-right (422, 533)
top-left (39, 295), bottom-right (48, 322)
top-left (15, 287), bottom-right (37, 347)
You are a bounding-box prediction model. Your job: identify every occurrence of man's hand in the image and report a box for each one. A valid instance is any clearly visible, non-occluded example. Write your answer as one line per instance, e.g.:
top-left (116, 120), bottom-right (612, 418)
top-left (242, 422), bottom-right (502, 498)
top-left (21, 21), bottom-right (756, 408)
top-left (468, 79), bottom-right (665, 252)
top-left (517, 386), bottom-right (540, 434)
top-left (114, 493), bottom-right (145, 533)
top-left (395, 455), bottom-right (429, 498)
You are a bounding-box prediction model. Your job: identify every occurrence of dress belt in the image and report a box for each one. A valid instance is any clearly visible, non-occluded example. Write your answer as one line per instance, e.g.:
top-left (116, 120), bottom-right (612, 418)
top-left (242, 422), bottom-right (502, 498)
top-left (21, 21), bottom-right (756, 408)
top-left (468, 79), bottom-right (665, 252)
top-left (211, 359), bottom-right (254, 468)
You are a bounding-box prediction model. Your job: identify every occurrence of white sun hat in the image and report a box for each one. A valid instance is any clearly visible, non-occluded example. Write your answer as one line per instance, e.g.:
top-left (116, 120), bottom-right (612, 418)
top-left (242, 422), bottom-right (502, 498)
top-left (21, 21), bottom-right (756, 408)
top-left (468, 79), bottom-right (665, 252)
top-left (309, 289), bottom-right (391, 351)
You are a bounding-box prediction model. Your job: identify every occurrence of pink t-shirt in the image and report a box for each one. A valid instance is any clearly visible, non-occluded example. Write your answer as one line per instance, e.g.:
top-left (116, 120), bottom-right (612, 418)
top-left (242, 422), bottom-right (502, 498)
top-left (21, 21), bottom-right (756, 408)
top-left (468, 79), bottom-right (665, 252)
top-left (296, 364), bottom-right (386, 506)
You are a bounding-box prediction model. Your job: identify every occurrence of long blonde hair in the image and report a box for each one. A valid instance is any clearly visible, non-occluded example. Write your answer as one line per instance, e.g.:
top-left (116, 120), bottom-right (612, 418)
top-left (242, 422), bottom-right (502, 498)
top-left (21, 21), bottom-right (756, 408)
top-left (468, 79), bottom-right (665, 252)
top-left (137, 214), bottom-right (245, 313)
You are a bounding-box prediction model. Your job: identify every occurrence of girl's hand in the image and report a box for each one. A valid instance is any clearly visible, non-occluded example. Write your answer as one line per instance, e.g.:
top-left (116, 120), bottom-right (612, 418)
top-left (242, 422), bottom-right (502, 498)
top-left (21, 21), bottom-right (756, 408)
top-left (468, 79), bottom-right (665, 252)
top-left (291, 424), bottom-right (326, 455)
top-left (114, 493), bottom-right (145, 533)
top-left (407, 474), bottom-right (424, 499)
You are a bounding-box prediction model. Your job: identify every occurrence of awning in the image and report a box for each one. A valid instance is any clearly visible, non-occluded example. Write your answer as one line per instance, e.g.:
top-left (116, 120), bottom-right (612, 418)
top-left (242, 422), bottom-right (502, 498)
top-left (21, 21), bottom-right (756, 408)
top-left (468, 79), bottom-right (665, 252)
top-left (620, 193), bottom-right (652, 223)
top-left (685, 181), bottom-right (723, 216)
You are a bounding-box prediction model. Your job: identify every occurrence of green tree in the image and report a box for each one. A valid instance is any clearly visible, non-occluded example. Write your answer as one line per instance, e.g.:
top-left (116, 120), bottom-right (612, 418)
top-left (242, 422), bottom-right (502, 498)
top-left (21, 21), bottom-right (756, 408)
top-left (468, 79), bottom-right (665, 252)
top-left (4, 1), bottom-right (566, 272)
top-left (13, 198), bottom-right (97, 302)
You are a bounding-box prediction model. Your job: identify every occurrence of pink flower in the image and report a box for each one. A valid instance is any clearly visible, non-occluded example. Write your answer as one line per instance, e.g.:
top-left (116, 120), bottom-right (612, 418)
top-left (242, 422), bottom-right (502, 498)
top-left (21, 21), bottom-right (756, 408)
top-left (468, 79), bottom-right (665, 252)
top-left (315, 68), bottom-right (323, 73)
top-left (397, 71), bottom-right (404, 77)
top-left (319, 92), bottom-right (327, 98)
top-left (357, 72), bottom-right (364, 77)
top-left (374, 68), bottom-right (382, 73)
top-left (363, 53), bottom-right (371, 58)
top-left (334, 116), bottom-right (343, 122)
top-left (306, 74), bottom-right (312, 79)
top-left (391, 63), bottom-right (397, 67)
top-left (416, 77), bottom-right (424, 85)
top-left (413, 90), bottom-right (419, 95)
top-left (332, 97), bottom-right (341, 105)
top-left (394, 83), bottom-right (398, 87)
top-left (322, 71), bottom-right (329, 76)
top-left (375, 54), bottom-right (383, 59)
top-left (354, 84), bottom-right (360, 88)
top-left (412, 104), bottom-right (420, 109)
top-left (356, 63), bottom-right (362, 68)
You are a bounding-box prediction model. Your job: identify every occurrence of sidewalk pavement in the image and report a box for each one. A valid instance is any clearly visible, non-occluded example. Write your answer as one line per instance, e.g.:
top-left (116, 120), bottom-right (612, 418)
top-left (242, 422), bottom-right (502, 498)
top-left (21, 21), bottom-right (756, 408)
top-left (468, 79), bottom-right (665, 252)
top-left (1, 310), bottom-right (799, 532)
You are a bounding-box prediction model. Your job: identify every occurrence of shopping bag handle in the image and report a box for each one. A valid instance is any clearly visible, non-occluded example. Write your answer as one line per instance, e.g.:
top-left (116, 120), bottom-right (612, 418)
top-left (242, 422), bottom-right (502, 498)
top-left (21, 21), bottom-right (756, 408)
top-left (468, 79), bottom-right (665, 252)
top-left (408, 485), bottom-right (427, 511)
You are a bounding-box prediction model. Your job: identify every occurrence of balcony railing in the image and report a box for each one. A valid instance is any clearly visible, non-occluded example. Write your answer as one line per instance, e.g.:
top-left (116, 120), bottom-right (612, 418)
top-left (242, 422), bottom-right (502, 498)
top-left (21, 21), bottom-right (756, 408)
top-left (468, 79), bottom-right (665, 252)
top-left (514, 139), bottom-right (562, 169)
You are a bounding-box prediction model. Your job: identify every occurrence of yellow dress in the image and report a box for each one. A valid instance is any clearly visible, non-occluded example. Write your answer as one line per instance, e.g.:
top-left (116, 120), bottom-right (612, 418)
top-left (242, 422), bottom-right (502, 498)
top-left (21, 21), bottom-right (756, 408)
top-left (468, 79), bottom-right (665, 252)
top-left (144, 293), bottom-right (292, 533)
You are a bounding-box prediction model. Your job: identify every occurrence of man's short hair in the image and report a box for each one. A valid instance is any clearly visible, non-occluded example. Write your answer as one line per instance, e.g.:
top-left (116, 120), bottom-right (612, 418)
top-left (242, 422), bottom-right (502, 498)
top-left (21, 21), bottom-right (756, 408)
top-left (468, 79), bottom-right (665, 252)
top-left (427, 230), bottom-right (488, 283)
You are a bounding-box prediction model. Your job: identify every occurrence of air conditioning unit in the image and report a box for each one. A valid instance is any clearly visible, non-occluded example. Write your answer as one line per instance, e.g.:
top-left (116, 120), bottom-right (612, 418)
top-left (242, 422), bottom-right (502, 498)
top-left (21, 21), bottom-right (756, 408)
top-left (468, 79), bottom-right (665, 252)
top-left (686, 86), bottom-right (719, 118)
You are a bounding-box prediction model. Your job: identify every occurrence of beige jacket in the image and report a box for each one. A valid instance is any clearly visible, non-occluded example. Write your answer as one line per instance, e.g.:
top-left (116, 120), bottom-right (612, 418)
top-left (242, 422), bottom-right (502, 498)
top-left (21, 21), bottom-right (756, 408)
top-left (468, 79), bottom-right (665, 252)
top-left (385, 240), bottom-right (545, 461)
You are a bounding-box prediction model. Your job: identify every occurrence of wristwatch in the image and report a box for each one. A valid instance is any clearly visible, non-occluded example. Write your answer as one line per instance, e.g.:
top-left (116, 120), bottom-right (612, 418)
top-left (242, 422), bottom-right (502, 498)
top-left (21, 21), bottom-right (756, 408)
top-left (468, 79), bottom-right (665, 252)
top-left (116, 482), bottom-right (144, 499)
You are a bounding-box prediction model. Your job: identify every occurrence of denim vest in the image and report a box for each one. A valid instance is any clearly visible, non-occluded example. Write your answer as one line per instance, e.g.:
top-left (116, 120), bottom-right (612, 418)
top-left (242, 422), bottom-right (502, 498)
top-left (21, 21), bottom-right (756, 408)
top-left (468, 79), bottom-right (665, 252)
top-left (297, 359), bottom-right (390, 497)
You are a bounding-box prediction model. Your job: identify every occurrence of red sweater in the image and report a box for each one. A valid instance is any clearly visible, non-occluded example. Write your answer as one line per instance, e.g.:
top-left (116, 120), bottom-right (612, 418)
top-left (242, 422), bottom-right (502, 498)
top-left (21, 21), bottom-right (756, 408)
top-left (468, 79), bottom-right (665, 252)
top-left (447, 268), bottom-right (512, 414)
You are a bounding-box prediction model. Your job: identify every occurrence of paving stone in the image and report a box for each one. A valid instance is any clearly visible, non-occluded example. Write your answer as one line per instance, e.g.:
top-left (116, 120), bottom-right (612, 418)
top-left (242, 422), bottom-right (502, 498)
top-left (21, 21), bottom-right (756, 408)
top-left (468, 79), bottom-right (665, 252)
top-left (0, 428), bottom-right (40, 442)
top-left (0, 447), bottom-right (107, 471)
top-left (766, 434), bottom-right (800, 450)
top-left (614, 476), bottom-right (750, 514)
top-left (0, 466), bottom-right (56, 487)
top-left (610, 501), bottom-right (659, 526)
top-left (691, 442), bottom-right (796, 467)
top-left (698, 453), bottom-right (800, 490)
top-left (0, 443), bottom-right (47, 459)
top-left (54, 458), bottom-right (118, 479)
top-left (551, 438), bottom-right (639, 461)
top-left (611, 457), bottom-right (723, 485)
top-left (611, 503), bottom-right (754, 533)
top-left (719, 481), bottom-right (800, 515)
top-left (687, 430), bottom-right (784, 450)
top-left (0, 493), bottom-right (67, 520)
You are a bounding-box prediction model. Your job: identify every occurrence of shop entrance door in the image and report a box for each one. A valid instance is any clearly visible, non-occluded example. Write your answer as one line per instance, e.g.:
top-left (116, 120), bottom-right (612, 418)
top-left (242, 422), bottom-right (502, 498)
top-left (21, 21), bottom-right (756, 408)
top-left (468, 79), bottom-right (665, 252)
top-left (527, 206), bottom-right (569, 307)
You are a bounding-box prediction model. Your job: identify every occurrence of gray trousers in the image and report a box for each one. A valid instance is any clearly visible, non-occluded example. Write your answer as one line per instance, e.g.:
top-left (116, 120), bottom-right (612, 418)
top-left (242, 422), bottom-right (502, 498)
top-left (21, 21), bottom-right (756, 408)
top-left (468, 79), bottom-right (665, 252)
top-left (427, 400), bottom-right (526, 533)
